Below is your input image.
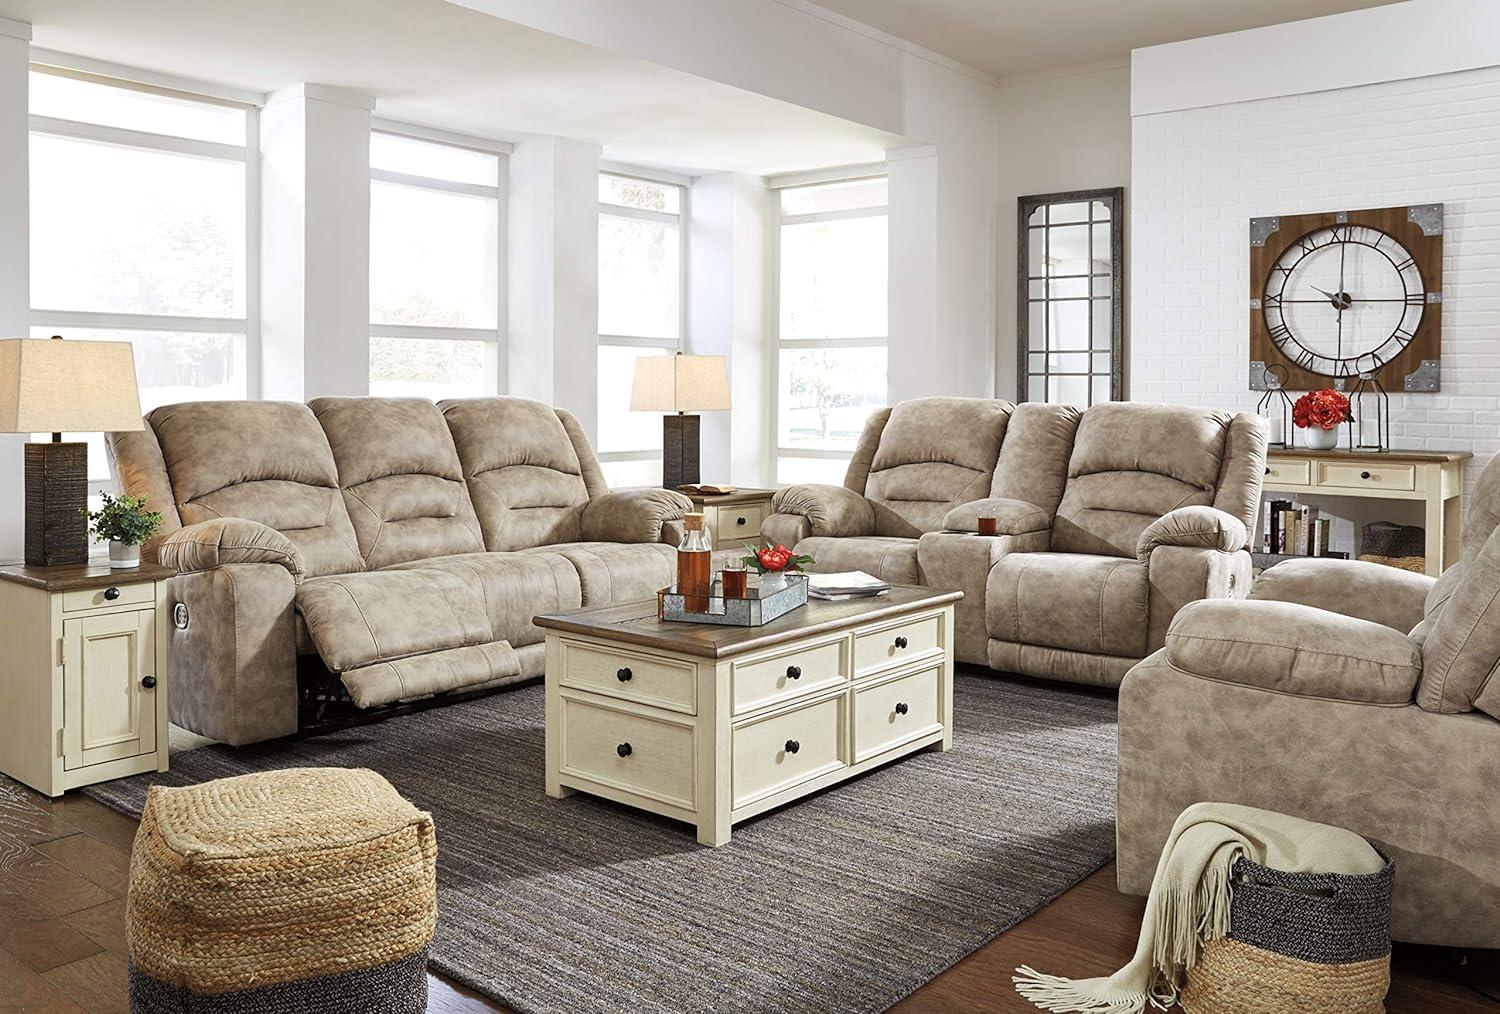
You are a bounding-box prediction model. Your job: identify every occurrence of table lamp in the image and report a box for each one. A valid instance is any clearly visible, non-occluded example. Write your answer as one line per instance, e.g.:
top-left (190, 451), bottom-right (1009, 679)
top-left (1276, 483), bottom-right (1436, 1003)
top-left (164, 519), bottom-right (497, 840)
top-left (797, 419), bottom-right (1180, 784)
top-left (0, 336), bottom-right (143, 566)
top-left (630, 352), bottom-right (731, 489)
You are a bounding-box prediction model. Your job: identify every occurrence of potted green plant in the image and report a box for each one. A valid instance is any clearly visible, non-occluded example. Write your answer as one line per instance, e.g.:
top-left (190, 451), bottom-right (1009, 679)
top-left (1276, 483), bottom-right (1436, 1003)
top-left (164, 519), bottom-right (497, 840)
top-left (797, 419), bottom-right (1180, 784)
top-left (84, 493), bottom-right (163, 569)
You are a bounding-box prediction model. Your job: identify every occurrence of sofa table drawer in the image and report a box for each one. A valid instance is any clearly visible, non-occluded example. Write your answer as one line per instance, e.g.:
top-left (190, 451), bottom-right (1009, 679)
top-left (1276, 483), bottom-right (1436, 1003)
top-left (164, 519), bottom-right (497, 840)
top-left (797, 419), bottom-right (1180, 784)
top-left (731, 637), bottom-right (846, 716)
top-left (1264, 459), bottom-right (1310, 487)
top-left (732, 694), bottom-right (845, 808)
top-left (854, 612), bottom-right (943, 678)
top-left (63, 582), bottom-right (154, 614)
top-left (559, 641), bottom-right (696, 715)
top-left (853, 665), bottom-right (942, 763)
top-left (1318, 461), bottom-right (1416, 492)
top-left (560, 697), bottom-right (696, 809)
top-left (709, 504), bottom-right (767, 543)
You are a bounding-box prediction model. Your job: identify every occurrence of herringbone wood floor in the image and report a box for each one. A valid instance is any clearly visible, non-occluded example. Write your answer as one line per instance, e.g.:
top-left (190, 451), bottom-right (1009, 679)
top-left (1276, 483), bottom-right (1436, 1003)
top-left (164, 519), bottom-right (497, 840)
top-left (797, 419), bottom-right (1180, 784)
top-left (0, 774), bottom-right (1494, 1013)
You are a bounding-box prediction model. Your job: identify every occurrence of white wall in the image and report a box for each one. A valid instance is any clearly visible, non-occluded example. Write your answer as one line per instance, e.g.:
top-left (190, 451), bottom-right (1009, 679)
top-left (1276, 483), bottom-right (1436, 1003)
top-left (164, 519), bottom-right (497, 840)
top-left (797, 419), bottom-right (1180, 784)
top-left (0, 19), bottom-right (28, 561)
top-left (1131, 1), bottom-right (1500, 494)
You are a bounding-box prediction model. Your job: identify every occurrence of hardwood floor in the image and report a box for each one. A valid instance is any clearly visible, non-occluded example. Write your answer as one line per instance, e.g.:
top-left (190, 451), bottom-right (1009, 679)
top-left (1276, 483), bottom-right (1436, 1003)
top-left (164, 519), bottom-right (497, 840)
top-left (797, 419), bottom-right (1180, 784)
top-left (0, 774), bottom-right (1494, 1013)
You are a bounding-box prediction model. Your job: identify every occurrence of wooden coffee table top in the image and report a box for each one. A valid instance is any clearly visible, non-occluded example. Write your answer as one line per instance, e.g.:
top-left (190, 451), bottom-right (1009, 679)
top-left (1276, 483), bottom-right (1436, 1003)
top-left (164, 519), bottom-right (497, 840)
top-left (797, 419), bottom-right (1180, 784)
top-left (535, 585), bottom-right (962, 660)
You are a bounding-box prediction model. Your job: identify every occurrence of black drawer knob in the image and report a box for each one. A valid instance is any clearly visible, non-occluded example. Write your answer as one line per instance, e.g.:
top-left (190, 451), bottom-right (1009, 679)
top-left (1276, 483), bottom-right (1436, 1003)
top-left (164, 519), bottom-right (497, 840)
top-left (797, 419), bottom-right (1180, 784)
top-left (103, 587), bottom-right (121, 601)
top-left (1360, 471), bottom-right (1372, 479)
top-left (616, 742), bottom-right (632, 758)
top-left (141, 675), bottom-right (157, 690)
top-left (616, 667), bottom-right (632, 682)
top-left (894, 701), bottom-right (909, 716)
top-left (786, 665), bottom-right (801, 680)
top-left (784, 739), bottom-right (800, 755)
top-left (1264, 466), bottom-right (1271, 475)
top-left (736, 516), bottom-right (748, 526)
top-left (894, 636), bottom-right (908, 649)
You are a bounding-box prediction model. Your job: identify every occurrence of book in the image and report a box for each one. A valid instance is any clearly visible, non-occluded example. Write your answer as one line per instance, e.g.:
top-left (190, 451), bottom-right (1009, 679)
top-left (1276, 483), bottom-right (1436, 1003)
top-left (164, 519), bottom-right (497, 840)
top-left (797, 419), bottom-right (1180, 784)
top-left (678, 483), bottom-right (736, 495)
top-left (807, 571), bottom-right (891, 599)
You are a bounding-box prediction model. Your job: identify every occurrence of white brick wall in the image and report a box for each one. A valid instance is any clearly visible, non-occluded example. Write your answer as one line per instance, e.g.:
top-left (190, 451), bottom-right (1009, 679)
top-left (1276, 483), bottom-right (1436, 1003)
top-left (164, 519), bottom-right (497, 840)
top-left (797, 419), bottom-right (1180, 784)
top-left (1131, 64), bottom-right (1500, 499)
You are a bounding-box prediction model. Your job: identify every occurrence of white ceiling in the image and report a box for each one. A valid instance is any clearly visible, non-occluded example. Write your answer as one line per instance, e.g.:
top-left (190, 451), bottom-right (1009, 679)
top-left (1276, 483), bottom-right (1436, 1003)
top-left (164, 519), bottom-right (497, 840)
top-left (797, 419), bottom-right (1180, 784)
top-left (0, 0), bottom-right (904, 176)
top-left (810, 0), bottom-right (1403, 78)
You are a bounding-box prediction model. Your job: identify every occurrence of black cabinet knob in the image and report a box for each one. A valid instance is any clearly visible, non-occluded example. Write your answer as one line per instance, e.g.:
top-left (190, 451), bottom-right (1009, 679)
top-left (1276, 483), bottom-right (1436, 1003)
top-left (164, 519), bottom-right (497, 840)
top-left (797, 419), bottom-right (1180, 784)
top-left (736, 516), bottom-right (748, 526)
top-left (1360, 471), bottom-right (1372, 479)
top-left (1264, 466), bottom-right (1271, 475)
top-left (103, 587), bottom-right (121, 601)
top-left (895, 701), bottom-right (909, 716)
top-left (141, 675), bottom-right (157, 690)
top-left (616, 667), bottom-right (633, 682)
top-left (784, 739), bottom-right (800, 755)
top-left (616, 742), bottom-right (632, 758)
top-left (894, 636), bottom-right (908, 649)
top-left (786, 665), bottom-right (801, 680)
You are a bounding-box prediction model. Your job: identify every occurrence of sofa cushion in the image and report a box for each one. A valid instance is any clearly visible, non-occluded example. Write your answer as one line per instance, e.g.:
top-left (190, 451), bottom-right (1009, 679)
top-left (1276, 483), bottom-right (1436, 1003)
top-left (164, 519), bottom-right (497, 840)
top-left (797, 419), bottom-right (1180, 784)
top-left (340, 642), bottom-right (521, 709)
top-left (987, 551), bottom-right (1148, 657)
top-left (796, 535), bottom-right (922, 585)
top-left (442, 398), bottom-right (607, 551)
top-left (860, 397), bottom-right (1013, 537)
top-left (296, 569), bottom-right (492, 672)
top-left (148, 401), bottom-right (363, 577)
top-left (522, 542), bottom-right (676, 607)
top-left (312, 397), bottom-right (484, 569)
top-left (988, 402), bottom-right (1081, 516)
top-left (385, 550), bottom-right (582, 647)
top-left (1418, 525), bottom-right (1500, 717)
top-left (1051, 403), bottom-right (1231, 558)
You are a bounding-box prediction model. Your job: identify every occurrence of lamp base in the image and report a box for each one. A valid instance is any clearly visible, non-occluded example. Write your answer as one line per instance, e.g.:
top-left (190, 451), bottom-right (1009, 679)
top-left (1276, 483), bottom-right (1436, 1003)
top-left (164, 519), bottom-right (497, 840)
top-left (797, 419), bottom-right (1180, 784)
top-left (662, 414), bottom-right (701, 490)
top-left (24, 441), bottom-right (89, 567)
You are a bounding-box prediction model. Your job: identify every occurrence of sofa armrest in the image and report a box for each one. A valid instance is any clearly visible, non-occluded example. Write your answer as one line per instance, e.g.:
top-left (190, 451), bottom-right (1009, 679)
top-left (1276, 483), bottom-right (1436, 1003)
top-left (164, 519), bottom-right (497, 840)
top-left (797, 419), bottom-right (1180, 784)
top-left (760, 512), bottom-right (811, 549)
top-left (1250, 557), bottom-right (1436, 633)
top-left (158, 519), bottom-right (305, 582)
top-left (770, 484), bottom-right (875, 537)
top-left (582, 487), bottom-right (693, 543)
top-left (1165, 599), bottom-right (1421, 704)
top-left (943, 497), bottom-right (1050, 535)
top-left (1136, 506), bottom-right (1248, 562)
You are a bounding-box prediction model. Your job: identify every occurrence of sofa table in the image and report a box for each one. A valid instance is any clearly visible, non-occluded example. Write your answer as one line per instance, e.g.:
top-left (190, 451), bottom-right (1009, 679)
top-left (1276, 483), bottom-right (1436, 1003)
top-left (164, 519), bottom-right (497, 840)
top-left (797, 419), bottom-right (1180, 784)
top-left (0, 561), bottom-right (172, 796)
top-left (536, 586), bottom-right (960, 845)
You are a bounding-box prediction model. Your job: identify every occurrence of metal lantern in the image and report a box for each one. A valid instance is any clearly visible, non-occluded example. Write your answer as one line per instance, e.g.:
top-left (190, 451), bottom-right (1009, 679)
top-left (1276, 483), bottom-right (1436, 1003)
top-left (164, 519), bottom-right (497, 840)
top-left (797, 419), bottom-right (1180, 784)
top-left (1347, 372), bottom-right (1390, 451)
top-left (1255, 364), bottom-right (1295, 449)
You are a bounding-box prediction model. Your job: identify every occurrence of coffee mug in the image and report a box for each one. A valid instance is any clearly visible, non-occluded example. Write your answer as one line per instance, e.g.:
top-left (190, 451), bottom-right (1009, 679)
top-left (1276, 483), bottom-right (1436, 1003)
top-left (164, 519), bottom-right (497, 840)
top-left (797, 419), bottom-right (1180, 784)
top-left (978, 516), bottom-right (998, 536)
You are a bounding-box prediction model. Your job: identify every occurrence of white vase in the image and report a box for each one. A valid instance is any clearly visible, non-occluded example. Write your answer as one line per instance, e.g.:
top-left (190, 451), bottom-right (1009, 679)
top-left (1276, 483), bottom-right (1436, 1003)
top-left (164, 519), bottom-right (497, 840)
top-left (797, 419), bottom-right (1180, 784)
top-left (759, 571), bottom-right (788, 592)
top-left (1300, 426), bottom-right (1340, 451)
top-left (109, 540), bottom-right (141, 569)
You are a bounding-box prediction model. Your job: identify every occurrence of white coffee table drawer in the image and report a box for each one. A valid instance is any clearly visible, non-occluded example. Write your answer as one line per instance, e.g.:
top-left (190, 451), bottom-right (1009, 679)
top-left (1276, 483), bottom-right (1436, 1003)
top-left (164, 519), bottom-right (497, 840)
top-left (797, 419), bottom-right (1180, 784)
top-left (732, 694), bottom-right (845, 808)
top-left (854, 665), bottom-right (942, 763)
top-left (559, 640), bottom-right (696, 715)
top-left (731, 636), bottom-right (846, 716)
top-left (854, 611), bottom-right (943, 678)
top-left (560, 697), bottom-right (696, 810)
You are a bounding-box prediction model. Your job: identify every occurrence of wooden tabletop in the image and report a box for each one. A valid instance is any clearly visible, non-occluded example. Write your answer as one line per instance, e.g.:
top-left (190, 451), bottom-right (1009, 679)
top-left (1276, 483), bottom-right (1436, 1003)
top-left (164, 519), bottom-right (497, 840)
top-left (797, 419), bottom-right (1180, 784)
top-left (1267, 447), bottom-right (1472, 463)
top-left (0, 560), bottom-right (176, 592)
top-left (679, 487), bottom-right (778, 506)
top-left (535, 585), bottom-right (963, 659)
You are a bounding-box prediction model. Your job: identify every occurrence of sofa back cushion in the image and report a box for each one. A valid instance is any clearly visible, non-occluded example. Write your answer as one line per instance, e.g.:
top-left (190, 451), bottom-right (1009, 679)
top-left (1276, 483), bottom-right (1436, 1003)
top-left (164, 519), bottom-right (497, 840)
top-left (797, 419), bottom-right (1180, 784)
top-left (1051, 403), bottom-right (1232, 558)
top-left (1417, 524), bottom-right (1500, 718)
top-left (441, 397), bottom-right (608, 550)
top-left (147, 401), bottom-right (363, 577)
top-left (988, 403), bottom-right (1082, 516)
top-left (311, 397), bottom-right (484, 569)
top-left (1462, 453), bottom-right (1500, 560)
top-left (853, 397), bottom-right (1013, 537)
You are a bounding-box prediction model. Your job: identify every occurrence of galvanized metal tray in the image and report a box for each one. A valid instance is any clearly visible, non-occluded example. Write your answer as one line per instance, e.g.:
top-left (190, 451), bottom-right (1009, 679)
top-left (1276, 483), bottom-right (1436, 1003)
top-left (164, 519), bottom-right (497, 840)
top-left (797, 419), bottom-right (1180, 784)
top-left (657, 573), bottom-right (809, 626)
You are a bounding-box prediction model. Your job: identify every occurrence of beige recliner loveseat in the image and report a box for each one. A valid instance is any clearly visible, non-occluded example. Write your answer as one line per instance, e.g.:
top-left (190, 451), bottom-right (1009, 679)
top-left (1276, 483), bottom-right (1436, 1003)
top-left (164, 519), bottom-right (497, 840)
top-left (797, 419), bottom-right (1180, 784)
top-left (109, 396), bottom-right (694, 746)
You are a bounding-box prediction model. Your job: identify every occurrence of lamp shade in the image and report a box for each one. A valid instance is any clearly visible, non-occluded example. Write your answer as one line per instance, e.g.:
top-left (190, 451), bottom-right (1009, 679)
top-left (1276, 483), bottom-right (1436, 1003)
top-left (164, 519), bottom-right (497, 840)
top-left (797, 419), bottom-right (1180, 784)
top-left (630, 353), bottom-right (731, 413)
top-left (0, 337), bottom-right (143, 433)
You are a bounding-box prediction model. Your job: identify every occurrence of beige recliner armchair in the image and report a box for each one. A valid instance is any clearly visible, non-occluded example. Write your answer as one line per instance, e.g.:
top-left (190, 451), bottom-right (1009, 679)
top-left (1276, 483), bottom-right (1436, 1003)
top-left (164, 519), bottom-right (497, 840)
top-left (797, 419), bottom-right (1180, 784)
top-left (1117, 454), bottom-right (1500, 947)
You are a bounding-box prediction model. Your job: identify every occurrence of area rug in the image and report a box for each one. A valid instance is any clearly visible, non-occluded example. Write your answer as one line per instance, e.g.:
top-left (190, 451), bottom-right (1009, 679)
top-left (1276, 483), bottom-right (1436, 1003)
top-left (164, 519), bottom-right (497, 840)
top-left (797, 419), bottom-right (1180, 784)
top-left (86, 673), bottom-right (1117, 1014)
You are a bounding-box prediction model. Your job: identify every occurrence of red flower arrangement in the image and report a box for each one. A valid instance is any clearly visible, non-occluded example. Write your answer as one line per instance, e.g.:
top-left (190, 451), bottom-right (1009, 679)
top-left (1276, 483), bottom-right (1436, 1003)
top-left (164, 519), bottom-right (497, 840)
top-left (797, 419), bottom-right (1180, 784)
top-left (742, 542), bottom-right (815, 574)
top-left (1292, 388), bottom-right (1353, 431)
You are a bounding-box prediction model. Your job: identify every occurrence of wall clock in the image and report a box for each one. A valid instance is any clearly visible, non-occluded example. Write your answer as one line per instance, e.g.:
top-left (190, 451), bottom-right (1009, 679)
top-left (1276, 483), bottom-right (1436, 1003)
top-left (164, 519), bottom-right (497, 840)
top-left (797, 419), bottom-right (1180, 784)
top-left (1249, 204), bottom-right (1442, 393)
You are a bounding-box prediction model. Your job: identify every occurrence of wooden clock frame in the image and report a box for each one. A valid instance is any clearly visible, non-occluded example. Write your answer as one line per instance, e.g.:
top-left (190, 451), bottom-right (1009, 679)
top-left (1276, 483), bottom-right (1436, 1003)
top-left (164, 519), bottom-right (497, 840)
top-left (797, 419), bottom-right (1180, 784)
top-left (1249, 204), bottom-right (1443, 393)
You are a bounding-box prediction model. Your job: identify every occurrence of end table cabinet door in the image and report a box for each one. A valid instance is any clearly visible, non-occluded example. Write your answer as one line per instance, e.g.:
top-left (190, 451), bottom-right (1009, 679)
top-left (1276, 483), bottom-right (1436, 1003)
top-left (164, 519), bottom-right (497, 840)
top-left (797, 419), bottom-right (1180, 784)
top-left (62, 610), bottom-right (158, 770)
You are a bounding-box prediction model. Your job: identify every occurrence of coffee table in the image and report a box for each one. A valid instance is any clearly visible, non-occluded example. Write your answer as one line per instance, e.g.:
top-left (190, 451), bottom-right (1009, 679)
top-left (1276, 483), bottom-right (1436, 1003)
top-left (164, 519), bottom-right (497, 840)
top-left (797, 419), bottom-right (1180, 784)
top-left (535, 586), bottom-right (961, 845)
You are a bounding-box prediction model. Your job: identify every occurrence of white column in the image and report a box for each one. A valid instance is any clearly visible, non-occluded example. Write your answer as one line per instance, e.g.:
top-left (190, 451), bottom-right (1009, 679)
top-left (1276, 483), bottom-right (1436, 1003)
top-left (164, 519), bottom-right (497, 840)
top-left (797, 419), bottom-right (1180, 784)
top-left (885, 145), bottom-right (940, 404)
top-left (507, 137), bottom-right (600, 434)
top-left (260, 84), bottom-right (373, 400)
top-left (690, 172), bottom-right (772, 486)
top-left (0, 19), bottom-right (30, 561)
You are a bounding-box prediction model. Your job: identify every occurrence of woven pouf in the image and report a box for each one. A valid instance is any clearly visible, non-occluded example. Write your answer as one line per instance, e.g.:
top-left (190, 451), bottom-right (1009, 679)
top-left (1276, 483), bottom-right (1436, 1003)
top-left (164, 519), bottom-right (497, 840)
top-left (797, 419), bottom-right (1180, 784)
top-left (1181, 853), bottom-right (1394, 1014)
top-left (126, 767), bottom-right (437, 1013)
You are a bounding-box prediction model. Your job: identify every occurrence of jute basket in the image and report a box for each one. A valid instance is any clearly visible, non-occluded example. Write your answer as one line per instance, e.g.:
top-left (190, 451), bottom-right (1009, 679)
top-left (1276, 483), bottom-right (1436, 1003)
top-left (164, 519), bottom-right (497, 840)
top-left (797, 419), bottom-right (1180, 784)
top-left (1181, 852), bottom-right (1394, 1014)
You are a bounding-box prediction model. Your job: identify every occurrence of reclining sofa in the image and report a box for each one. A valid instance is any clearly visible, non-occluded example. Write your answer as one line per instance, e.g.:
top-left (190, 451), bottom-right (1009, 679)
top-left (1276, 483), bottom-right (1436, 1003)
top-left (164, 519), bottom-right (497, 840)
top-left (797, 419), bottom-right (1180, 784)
top-left (1117, 452), bottom-right (1500, 948)
top-left (762, 397), bottom-right (1268, 685)
top-left (108, 396), bottom-right (694, 746)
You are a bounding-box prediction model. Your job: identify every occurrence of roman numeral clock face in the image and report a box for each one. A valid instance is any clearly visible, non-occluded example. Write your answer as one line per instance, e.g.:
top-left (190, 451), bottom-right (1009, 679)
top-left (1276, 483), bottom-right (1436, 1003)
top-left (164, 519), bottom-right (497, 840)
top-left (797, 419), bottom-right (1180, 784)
top-left (1262, 224), bottom-right (1426, 379)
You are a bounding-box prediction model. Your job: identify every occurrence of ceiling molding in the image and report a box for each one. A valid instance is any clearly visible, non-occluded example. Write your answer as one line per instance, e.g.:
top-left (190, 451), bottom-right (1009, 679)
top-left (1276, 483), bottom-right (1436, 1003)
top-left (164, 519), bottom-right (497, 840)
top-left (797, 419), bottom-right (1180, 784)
top-left (780, 0), bottom-right (1002, 88)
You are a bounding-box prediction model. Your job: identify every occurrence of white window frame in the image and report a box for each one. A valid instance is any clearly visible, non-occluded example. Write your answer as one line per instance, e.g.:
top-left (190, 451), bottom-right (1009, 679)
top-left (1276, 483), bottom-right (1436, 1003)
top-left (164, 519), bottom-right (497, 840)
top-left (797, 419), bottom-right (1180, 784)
top-left (768, 165), bottom-right (888, 484)
top-left (368, 120), bottom-right (509, 397)
top-left (25, 59), bottom-right (261, 496)
top-left (596, 164), bottom-right (691, 478)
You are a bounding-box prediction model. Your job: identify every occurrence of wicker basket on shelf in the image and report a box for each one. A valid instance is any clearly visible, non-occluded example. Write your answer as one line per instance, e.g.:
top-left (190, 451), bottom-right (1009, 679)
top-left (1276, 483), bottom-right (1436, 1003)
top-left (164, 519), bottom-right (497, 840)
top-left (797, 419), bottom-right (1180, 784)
top-left (1358, 521), bottom-right (1425, 574)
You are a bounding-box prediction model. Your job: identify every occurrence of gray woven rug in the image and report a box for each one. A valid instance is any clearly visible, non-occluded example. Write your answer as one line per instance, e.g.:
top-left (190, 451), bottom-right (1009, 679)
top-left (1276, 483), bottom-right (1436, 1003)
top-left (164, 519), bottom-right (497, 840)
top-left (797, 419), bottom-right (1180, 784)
top-left (86, 673), bottom-right (1117, 1014)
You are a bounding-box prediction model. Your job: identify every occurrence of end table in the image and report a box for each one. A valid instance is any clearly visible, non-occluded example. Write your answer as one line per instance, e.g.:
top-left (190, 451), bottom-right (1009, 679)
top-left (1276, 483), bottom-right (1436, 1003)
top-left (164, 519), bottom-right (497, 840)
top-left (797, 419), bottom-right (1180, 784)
top-left (680, 488), bottom-right (776, 548)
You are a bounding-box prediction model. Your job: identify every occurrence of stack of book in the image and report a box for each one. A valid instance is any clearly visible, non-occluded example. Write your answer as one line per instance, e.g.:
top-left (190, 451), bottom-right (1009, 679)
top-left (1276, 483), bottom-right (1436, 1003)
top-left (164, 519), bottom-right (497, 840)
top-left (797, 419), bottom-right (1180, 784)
top-left (1263, 500), bottom-right (1345, 558)
top-left (807, 571), bottom-right (891, 601)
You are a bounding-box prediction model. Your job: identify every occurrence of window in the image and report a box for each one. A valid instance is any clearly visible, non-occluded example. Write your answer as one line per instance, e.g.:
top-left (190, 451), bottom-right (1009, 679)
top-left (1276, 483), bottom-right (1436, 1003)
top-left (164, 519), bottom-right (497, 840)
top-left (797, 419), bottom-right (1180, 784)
top-left (597, 171), bottom-right (686, 488)
top-left (28, 66), bottom-right (255, 485)
top-left (369, 129), bottom-right (504, 400)
top-left (773, 175), bottom-right (888, 484)
top-left (1018, 188), bottom-right (1124, 406)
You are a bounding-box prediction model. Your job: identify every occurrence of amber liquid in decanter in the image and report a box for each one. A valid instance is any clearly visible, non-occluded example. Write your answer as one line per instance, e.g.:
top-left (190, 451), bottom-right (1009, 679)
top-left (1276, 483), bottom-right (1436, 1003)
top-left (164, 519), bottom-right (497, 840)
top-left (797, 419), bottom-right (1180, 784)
top-left (677, 512), bottom-right (713, 613)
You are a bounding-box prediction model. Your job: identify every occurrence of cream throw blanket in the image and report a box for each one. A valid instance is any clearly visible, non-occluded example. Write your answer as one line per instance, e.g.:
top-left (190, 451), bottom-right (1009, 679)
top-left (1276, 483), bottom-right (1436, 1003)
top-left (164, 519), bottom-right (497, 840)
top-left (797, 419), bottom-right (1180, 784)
top-left (1013, 801), bottom-right (1384, 1013)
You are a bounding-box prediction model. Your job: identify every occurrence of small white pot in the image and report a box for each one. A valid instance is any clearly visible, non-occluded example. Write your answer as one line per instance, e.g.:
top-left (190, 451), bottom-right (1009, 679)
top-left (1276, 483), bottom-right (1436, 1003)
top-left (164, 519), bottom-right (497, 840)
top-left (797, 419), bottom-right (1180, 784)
top-left (759, 571), bottom-right (788, 592)
top-left (109, 540), bottom-right (141, 569)
top-left (1299, 425), bottom-right (1341, 451)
